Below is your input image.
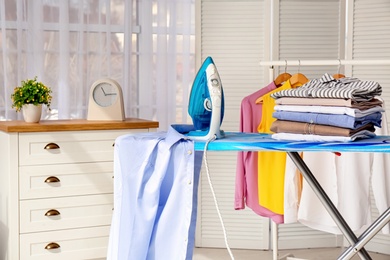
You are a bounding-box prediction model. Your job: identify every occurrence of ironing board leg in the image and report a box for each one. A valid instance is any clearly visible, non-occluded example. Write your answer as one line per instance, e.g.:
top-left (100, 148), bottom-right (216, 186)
top-left (287, 152), bottom-right (372, 260)
top-left (337, 207), bottom-right (390, 260)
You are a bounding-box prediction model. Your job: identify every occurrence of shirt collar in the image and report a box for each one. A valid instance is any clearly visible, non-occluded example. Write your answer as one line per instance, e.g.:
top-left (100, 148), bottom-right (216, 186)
top-left (318, 73), bottom-right (336, 83)
top-left (166, 125), bottom-right (195, 148)
top-left (318, 73), bottom-right (360, 84)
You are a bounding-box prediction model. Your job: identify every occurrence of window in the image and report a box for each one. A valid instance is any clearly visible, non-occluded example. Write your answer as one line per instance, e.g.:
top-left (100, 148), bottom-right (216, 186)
top-left (0, 0), bottom-right (195, 130)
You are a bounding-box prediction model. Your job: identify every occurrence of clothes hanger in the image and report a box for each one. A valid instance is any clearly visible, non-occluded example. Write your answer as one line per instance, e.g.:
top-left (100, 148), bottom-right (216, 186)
top-left (255, 61), bottom-right (292, 104)
top-left (289, 60), bottom-right (309, 86)
top-left (273, 60), bottom-right (291, 87)
top-left (333, 59), bottom-right (345, 79)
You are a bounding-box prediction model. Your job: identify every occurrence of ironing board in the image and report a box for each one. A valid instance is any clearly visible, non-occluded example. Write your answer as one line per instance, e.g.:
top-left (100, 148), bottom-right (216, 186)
top-left (194, 132), bottom-right (390, 260)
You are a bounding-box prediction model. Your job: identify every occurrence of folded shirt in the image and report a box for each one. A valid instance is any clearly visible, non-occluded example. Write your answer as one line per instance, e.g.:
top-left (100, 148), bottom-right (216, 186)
top-left (271, 130), bottom-right (376, 142)
top-left (272, 111), bottom-right (382, 129)
top-left (274, 97), bottom-right (383, 110)
top-left (274, 105), bottom-right (384, 117)
top-left (271, 73), bottom-right (382, 101)
top-left (270, 120), bottom-right (375, 137)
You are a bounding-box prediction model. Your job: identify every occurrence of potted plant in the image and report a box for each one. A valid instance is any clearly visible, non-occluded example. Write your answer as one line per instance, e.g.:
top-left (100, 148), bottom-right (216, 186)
top-left (11, 76), bottom-right (52, 122)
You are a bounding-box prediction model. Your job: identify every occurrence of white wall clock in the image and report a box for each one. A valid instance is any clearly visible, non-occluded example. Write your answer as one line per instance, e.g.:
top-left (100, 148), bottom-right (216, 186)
top-left (87, 78), bottom-right (125, 121)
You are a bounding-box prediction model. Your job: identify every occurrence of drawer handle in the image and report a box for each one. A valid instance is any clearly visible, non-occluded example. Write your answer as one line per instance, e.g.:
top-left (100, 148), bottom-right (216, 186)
top-left (45, 209), bottom-right (60, 216)
top-left (45, 242), bottom-right (60, 250)
top-left (44, 143), bottom-right (60, 150)
top-left (44, 176), bottom-right (60, 183)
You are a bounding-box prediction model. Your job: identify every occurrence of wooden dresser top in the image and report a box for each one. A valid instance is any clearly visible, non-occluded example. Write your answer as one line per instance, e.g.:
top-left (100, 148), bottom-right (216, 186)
top-left (0, 118), bottom-right (159, 133)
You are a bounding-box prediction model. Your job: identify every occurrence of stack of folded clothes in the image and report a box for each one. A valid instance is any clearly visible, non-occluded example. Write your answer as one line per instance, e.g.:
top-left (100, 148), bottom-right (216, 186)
top-left (269, 73), bottom-right (384, 142)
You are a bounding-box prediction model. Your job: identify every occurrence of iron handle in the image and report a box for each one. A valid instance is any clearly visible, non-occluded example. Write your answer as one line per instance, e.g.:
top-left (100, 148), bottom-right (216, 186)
top-left (45, 209), bottom-right (60, 216)
top-left (45, 242), bottom-right (60, 250)
top-left (44, 143), bottom-right (60, 150)
top-left (44, 176), bottom-right (60, 183)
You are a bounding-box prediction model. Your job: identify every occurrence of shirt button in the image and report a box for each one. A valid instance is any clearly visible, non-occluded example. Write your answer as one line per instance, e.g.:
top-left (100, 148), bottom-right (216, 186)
top-left (187, 150), bottom-right (192, 155)
top-left (188, 180), bottom-right (192, 185)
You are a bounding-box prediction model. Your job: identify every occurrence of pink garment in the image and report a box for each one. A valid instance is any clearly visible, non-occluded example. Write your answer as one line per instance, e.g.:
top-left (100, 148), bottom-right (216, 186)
top-left (235, 81), bottom-right (284, 223)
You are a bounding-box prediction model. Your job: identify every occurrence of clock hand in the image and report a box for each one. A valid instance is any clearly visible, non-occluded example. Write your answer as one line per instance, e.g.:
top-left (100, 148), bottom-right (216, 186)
top-left (101, 87), bottom-right (107, 96)
top-left (106, 93), bottom-right (117, 96)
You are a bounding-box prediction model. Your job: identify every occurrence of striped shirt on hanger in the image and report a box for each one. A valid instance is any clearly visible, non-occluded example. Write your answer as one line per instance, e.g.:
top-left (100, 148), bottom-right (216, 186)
top-left (271, 73), bottom-right (382, 101)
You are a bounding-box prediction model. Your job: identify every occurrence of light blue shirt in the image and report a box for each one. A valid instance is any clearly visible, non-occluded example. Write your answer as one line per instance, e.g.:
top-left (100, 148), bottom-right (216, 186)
top-left (273, 111), bottom-right (382, 129)
top-left (107, 126), bottom-right (203, 260)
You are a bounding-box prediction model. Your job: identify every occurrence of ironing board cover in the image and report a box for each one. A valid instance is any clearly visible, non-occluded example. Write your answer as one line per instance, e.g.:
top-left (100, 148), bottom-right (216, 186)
top-left (193, 132), bottom-right (390, 153)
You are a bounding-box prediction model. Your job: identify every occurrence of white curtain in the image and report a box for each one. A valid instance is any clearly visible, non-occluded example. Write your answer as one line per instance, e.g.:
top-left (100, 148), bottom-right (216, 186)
top-left (0, 0), bottom-right (195, 130)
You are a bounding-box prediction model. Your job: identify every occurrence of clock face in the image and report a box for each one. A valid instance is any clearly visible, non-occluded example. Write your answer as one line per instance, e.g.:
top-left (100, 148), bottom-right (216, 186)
top-left (92, 82), bottom-right (118, 107)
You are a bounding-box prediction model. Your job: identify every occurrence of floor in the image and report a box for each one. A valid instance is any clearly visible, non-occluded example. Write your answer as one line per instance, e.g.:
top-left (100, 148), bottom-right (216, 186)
top-left (193, 247), bottom-right (390, 260)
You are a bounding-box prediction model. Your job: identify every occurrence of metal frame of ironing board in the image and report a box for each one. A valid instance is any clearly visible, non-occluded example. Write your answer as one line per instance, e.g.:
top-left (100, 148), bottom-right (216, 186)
top-left (288, 152), bottom-right (390, 260)
top-left (194, 133), bottom-right (390, 260)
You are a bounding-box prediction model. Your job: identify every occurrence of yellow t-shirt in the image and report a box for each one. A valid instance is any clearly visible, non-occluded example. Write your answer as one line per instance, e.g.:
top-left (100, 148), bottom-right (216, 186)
top-left (257, 80), bottom-right (302, 215)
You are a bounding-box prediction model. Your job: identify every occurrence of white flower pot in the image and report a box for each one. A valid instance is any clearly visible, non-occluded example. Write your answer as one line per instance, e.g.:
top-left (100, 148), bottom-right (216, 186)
top-left (22, 104), bottom-right (42, 123)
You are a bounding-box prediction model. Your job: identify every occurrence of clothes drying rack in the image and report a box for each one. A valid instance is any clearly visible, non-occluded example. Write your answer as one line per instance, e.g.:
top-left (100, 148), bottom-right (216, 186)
top-left (258, 59), bottom-right (390, 260)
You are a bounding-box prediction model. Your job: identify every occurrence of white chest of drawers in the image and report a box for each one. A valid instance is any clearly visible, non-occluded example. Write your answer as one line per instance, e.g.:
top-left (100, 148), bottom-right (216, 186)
top-left (0, 119), bottom-right (158, 260)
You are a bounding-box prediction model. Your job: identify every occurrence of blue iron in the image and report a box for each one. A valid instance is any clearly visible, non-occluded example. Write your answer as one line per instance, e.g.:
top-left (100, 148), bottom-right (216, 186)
top-left (187, 56), bottom-right (225, 141)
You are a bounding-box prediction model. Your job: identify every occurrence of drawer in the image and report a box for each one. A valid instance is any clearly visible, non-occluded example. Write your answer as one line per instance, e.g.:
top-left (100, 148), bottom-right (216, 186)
top-left (20, 194), bottom-right (113, 233)
top-left (20, 162), bottom-right (114, 199)
top-left (20, 226), bottom-right (110, 260)
top-left (18, 130), bottom-right (141, 165)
